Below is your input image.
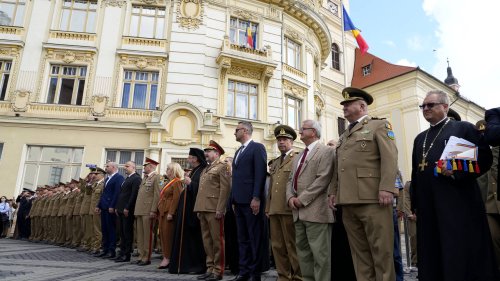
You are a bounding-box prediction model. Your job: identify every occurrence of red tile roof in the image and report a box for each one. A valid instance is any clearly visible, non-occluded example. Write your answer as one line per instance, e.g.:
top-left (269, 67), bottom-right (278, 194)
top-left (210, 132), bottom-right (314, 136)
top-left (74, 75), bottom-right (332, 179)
top-left (351, 48), bottom-right (417, 89)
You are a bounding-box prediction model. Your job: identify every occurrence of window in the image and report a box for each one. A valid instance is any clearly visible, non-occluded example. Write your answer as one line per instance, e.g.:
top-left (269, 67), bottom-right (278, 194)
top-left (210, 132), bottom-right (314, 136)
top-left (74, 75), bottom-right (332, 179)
top-left (105, 149), bottom-right (144, 177)
top-left (227, 80), bottom-right (257, 120)
top-left (0, 60), bottom-right (11, 100)
top-left (331, 43), bottom-right (340, 70)
top-left (129, 5), bottom-right (165, 39)
top-left (171, 157), bottom-right (188, 170)
top-left (230, 17), bottom-right (258, 48)
top-left (284, 37), bottom-right (301, 69)
top-left (121, 70), bottom-right (159, 109)
top-left (362, 64), bottom-right (372, 76)
top-left (47, 65), bottom-right (87, 105)
top-left (59, 0), bottom-right (97, 33)
top-left (286, 95), bottom-right (302, 130)
top-left (0, 0), bottom-right (26, 26)
top-left (0, 143), bottom-right (3, 159)
top-left (22, 146), bottom-right (84, 189)
top-left (338, 117), bottom-right (346, 135)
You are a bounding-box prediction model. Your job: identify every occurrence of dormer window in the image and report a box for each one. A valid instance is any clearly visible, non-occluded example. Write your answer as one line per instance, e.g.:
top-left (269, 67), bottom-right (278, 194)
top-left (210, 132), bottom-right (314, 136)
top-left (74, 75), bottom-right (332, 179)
top-left (362, 64), bottom-right (371, 76)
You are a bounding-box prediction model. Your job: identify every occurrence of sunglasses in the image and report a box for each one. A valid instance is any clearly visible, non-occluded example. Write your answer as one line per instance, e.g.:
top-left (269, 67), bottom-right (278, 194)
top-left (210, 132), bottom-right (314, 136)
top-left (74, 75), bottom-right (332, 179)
top-left (419, 102), bottom-right (443, 110)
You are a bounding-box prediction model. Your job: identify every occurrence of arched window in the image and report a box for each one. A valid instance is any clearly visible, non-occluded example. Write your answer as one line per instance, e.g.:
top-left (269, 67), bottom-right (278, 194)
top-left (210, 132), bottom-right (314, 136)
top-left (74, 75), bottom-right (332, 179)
top-left (331, 43), bottom-right (340, 70)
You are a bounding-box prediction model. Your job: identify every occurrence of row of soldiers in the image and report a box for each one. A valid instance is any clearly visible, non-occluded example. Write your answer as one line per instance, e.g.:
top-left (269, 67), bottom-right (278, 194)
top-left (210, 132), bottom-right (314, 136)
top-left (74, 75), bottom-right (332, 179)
top-left (27, 168), bottom-right (106, 253)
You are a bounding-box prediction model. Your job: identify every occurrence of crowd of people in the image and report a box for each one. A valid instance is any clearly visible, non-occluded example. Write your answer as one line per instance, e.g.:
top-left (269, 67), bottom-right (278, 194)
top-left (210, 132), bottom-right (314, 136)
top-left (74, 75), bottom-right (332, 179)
top-left (2, 87), bottom-right (500, 281)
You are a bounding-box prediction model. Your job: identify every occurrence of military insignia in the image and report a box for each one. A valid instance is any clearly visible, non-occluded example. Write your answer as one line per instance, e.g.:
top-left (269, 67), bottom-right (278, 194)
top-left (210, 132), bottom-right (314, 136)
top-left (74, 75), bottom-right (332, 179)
top-left (361, 130), bottom-right (371, 134)
top-left (385, 123), bottom-right (393, 130)
top-left (387, 131), bottom-right (395, 140)
top-left (361, 141), bottom-right (367, 148)
top-left (342, 91), bottom-right (350, 99)
top-left (280, 128), bottom-right (286, 135)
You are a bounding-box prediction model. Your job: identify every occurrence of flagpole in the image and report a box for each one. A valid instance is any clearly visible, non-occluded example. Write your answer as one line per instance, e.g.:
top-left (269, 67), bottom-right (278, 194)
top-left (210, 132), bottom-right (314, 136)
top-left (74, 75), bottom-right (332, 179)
top-left (341, 0), bottom-right (348, 87)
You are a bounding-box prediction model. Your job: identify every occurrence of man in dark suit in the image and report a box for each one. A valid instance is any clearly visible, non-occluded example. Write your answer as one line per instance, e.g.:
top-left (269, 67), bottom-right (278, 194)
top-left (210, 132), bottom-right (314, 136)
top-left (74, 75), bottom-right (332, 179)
top-left (485, 107), bottom-right (500, 199)
top-left (98, 162), bottom-right (125, 258)
top-left (115, 161), bottom-right (141, 262)
top-left (230, 121), bottom-right (268, 281)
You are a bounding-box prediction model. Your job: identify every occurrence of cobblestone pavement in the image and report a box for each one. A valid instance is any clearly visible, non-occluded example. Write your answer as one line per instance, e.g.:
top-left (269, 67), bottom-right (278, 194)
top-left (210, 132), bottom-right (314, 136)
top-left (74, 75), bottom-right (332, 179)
top-left (0, 238), bottom-right (418, 280)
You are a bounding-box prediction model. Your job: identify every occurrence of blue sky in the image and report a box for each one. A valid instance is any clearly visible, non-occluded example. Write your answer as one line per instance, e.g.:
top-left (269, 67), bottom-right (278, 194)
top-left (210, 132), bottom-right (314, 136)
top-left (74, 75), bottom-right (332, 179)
top-left (346, 0), bottom-right (500, 109)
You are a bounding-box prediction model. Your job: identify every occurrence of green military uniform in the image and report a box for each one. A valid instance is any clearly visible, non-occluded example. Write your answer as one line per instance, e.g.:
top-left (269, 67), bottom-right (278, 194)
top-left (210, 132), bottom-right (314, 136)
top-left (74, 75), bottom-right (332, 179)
top-left (134, 170), bottom-right (160, 262)
top-left (40, 192), bottom-right (52, 241)
top-left (28, 194), bottom-right (41, 241)
top-left (72, 185), bottom-right (84, 248)
top-left (49, 192), bottom-right (62, 243)
top-left (63, 188), bottom-right (77, 246)
top-left (266, 125), bottom-right (302, 281)
top-left (333, 87), bottom-right (398, 281)
top-left (89, 179), bottom-right (104, 252)
top-left (194, 144), bottom-right (232, 278)
top-left (56, 190), bottom-right (70, 244)
top-left (78, 182), bottom-right (94, 250)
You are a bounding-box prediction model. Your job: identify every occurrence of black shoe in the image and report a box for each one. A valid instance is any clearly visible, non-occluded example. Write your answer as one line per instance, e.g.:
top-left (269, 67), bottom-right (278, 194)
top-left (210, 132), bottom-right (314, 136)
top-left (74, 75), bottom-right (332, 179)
top-left (157, 264), bottom-right (169, 269)
top-left (90, 250), bottom-right (100, 255)
top-left (197, 272), bottom-right (213, 280)
top-left (230, 276), bottom-right (249, 281)
top-left (108, 254), bottom-right (119, 260)
top-left (137, 260), bottom-right (151, 266)
top-left (77, 247), bottom-right (89, 252)
top-left (102, 253), bottom-right (116, 259)
top-left (95, 251), bottom-right (108, 258)
top-left (115, 256), bottom-right (131, 262)
top-left (207, 274), bottom-right (223, 281)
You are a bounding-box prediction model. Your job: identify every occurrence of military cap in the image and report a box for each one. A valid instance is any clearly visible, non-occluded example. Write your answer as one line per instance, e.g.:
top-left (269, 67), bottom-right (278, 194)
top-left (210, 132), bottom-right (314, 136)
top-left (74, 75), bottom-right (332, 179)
top-left (340, 87), bottom-right (373, 105)
top-left (143, 157), bottom-right (159, 166)
top-left (23, 188), bottom-right (35, 194)
top-left (189, 147), bottom-right (207, 166)
top-left (70, 179), bottom-right (79, 184)
top-left (476, 120), bottom-right (486, 131)
top-left (94, 167), bottom-right (106, 174)
top-left (274, 124), bottom-right (297, 140)
top-left (204, 140), bottom-right (225, 155)
top-left (447, 108), bottom-right (461, 121)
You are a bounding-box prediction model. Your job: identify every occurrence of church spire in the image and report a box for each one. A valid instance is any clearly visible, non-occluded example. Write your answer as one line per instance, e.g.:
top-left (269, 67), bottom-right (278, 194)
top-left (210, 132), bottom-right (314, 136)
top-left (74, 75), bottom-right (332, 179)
top-left (444, 58), bottom-right (460, 92)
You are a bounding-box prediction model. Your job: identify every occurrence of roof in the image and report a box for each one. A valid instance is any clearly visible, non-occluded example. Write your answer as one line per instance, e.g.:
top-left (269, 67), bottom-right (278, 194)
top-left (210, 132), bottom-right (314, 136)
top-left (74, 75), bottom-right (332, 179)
top-left (351, 48), bottom-right (417, 89)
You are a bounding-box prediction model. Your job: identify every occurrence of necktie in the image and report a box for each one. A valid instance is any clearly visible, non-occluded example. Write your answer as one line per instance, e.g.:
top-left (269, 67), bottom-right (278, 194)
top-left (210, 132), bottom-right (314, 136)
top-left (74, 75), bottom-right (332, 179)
top-left (293, 148), bottom-right (309, 191)
top-left (235, 145), bottom-right (245, 163)
top-left (280, 153), bottom-right (286, 165)
top-left (348, 121), bottom-right (358, 132)
top-left (104, 177), bottom-right (109, 187)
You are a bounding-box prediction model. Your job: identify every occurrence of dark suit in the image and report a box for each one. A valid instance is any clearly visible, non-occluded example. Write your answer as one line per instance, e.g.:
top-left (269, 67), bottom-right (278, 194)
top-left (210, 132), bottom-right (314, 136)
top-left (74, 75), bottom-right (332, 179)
top-left (230, 140), bottom-right (267, 279)
top-left (485, 107), bottom-right (500, 200)
top-left (98, 173), bottom-right (125, 254)
top-left (116, 173), bottom-right (141, 257)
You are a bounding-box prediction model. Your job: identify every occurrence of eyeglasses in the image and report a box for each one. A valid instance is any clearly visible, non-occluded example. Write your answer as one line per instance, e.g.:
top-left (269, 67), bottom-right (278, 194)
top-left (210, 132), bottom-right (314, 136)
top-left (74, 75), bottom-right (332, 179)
top-left (299, 127), bottom-right (315, 133)
top-left (419, 102), bottom-right (444, 110)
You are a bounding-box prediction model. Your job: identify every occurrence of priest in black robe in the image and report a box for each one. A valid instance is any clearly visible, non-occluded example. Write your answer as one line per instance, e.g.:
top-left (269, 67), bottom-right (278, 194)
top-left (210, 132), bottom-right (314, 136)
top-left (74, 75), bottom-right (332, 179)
top-left (411, 90), bottom-right (499, 281)
top-left (169, 148), bottom-right (208, 274)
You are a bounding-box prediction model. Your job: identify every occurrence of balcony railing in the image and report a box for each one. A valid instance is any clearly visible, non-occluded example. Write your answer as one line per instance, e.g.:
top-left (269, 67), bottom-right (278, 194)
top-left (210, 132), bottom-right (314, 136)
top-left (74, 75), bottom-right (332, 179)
top-left (50, 30), bottom-right (96, 41)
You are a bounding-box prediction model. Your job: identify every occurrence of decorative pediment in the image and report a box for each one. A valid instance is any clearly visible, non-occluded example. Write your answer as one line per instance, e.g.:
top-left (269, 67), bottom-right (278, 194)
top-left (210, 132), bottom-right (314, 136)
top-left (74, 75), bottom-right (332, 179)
top-left (231, 9), bottom-right (260, 21)
top-left (284, 25), bottom-right (304, 43)
top-left (11, 90), bottom-right (31, 112)
top-left (314, 94), bottom-right (325, 117)
top-left (90, 95), bottom-right (109, 117)
top-left (119, 54), bottom-right (166, 69)
top-left (101, 0), bottom-right (127, 8)
top-left (282, 79), bottom-right (307, 98)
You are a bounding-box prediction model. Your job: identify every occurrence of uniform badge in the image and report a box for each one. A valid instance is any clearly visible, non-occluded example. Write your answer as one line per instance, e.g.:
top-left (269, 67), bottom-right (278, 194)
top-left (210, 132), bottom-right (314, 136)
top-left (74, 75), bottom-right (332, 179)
top-left (361, 141), bottom-right (367, 148)
top-left (385, 123), bottom-right (393, 130)
top-left (387, 131), bottom-right (395, 140)
top-left (361, 130), bottom-right (371, 134)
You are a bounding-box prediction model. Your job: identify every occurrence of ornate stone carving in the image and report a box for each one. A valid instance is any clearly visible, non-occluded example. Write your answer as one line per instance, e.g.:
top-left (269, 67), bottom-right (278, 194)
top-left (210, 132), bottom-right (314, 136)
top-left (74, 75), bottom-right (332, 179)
top-left (314, 94), bottom-right (325, 117)
top-left (227, 66), bottom-right (261, 80)
top-left (284, 26), bottom-right (303, 42)
top-left (119, 54), bottom-right (166, 69)
top-left (142, 0), bottom-right (160, 4)
top-left (135, 57), bottom-right (148, 69)
top-left (11, 90), bottom-right (31, 112)
top-left (177, 0), bottom-right (204, 30)
top-left (101, 0), bottom-right (127, 8)
top-left (232, 9), bottom-right (258, 21)
top-left (62, 51), bottom-right (76, 63)
top-left (0, 46), bottom-right (20, 57)
top-left (219, 57), bottom-right (231, 84)
top-left (90, 95), bottom-right (108, 117)
top-left (283, 80), bottom-right (307, 98)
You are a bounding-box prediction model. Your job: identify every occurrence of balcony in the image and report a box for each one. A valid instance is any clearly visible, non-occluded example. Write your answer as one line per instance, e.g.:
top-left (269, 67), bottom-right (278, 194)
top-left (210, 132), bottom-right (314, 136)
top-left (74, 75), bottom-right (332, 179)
top-left (0, 26), bottom-right (24, 35)
top-left (122, 36), bottom-right (167, 48)
top-left (49, 30), bottom-right (96, 41)
top-left (283, 64), bottom-right (307, 81)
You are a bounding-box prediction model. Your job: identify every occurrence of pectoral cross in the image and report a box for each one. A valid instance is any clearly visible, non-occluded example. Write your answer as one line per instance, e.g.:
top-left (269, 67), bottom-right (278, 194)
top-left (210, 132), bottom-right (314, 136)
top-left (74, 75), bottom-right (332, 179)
top-left (419, 159), bottom-right (428, 171)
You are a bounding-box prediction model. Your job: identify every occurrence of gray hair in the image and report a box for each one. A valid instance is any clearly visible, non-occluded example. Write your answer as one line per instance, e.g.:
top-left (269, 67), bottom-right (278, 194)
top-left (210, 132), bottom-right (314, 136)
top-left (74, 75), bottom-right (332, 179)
top-left (426, 90), bottom-right (450, 105)
top-left (107, 162), bottom-right (119, 170)
top-left (303, 119), bottom-right (322, 138)
top-left (238, 121), bottom-right (253, 135)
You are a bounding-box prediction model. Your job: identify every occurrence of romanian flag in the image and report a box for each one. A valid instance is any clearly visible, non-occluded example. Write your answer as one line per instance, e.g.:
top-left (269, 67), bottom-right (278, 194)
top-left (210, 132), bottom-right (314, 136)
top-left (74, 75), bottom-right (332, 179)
top-left (343, 6), bottom-right (369, 54)
top-left (246, 25), bottom-right (256, 49)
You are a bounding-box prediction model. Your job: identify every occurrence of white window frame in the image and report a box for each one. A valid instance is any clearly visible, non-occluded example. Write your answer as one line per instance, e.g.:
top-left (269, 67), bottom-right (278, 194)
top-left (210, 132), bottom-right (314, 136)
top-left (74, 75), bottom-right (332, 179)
top-left (285, 95), bottom-right (302, 130)
top-left (120, 70), bottom-right (159, 110)
top-left (229, 17), bottom-right (258, 48)
top-left (0, 60), bottom-right (11, 101)
top-left (105, 149), bottom-right (144, 177)
top-left (46, 64), bottom-right (87, 105)
top-left (226, 79), bottom-right (258, 120)
top-left (362, 64), bottom-right (372, 76)
top-left (331, 43), bottom-right (340, 71)
top-left (129, 5), bottom-right (165, 39)
top-left (59, 0), bottom-right (98, 33)
top-left (0, 0), bottom-right (26, 27)
top-left (284, 37), bottom-right (301, 70)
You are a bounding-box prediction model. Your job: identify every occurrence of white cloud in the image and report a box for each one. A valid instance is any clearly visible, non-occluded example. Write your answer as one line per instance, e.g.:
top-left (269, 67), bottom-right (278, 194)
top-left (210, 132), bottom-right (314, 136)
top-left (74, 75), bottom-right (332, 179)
top-left (382, 40), bottom-right (396, 48)
top-left (396, 59), bottom-right (417, 67)
top-left (406, 35), bottom-right (424, 51)
top-left (423, 0), bottom-right (500, 109)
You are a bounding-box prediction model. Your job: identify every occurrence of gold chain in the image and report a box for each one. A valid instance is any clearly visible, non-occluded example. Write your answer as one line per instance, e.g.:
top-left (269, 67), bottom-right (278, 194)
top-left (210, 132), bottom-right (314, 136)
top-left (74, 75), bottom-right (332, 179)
top-left (422, 118), bottom-right (450, 161)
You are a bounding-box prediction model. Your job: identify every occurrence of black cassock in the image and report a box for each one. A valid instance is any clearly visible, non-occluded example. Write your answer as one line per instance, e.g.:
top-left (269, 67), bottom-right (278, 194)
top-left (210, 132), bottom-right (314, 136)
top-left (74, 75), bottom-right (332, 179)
top-left (411, 119), bottom-right (499, 281)
top-left (169, 164), bottom-right (207, 274)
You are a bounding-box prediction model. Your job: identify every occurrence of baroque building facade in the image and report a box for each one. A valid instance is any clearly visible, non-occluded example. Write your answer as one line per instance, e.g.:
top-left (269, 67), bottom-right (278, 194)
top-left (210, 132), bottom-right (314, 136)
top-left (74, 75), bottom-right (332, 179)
top-left (0, 0), bottom-right (356, 195)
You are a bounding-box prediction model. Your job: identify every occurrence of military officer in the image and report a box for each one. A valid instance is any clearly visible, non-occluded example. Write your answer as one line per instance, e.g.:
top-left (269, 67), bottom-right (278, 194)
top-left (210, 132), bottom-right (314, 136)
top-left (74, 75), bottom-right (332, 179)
top-left (77, 169), bottom-right (96, 252)
top-left (28, 187), bottom-right (42, 241)
top-left (266, 125), bottom-right (302, 281)
top-left (49, 184), bottom-right (64, 243)
top-left (40, 187), bottom-right (54, 242)
top-left (63, 180), bottom-right (78, 247)
top-left (134, 157), bottom-right (161, 265)
top-left (331, 87), bottom-right (398, 281)
top-left (194, 140), bottom-right (232, 281)
top-left (90, 168), bottom-right (105, 256)
top-left (56, 183), bottom-right (71, 245)
top-left (71, 180), bottom-right (84, 248)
